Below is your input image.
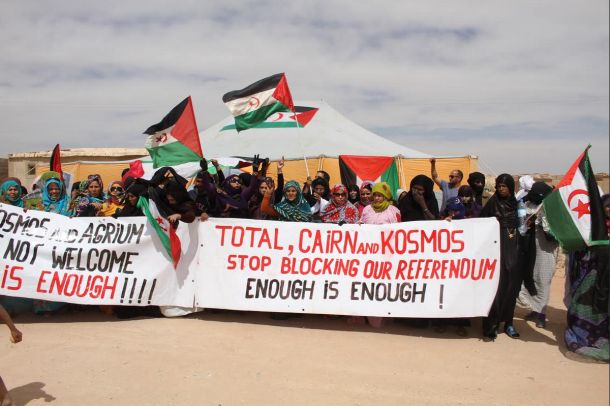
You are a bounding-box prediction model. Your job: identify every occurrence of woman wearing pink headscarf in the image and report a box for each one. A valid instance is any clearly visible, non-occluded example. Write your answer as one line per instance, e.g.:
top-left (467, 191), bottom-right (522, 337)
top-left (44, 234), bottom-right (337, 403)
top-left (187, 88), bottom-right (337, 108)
top-left (354, 181), bottom-right (374, 217)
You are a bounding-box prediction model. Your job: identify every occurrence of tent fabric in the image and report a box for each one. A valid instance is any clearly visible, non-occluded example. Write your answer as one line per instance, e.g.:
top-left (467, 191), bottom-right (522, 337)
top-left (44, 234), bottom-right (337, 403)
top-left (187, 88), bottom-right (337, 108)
top-left (199, 100), bottom-right (432, 160)
top-left (258, 156), bottom-right (477, 192)
top-left (36, 156), bottom-right (477, 194)
top-left (35, 100), bottom-right (477, 193)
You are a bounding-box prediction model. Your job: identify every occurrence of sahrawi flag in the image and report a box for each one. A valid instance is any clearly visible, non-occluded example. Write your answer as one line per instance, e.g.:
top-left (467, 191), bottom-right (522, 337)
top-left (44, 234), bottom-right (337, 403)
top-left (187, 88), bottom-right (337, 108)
top-left (543, 146), bottom-right (609, 251)
top-left (222, 73), bottom-right (295, 132)
top-left (339, 155), bottom-right (401, 199)
top-left (137, 196), bottom-right (181, 268)
top-left (144, 96), bottom-right (203, 168)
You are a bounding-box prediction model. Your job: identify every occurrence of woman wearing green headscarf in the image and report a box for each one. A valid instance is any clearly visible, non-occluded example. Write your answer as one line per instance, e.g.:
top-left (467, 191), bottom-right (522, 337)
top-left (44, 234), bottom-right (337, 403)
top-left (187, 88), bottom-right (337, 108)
top-left (360, 182), bottom-right (401, 225)
top-left (352, 181), bottom-right (401, 328)
top-left (0, 178), bottom-right (24, 207)
top-left (262, 180), bottom-right (313, 222)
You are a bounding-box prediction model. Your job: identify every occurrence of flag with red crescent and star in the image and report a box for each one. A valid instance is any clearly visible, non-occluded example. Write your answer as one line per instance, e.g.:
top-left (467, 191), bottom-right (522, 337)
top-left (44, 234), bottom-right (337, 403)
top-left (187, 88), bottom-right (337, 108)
top-left (136, 196), bottom-right (182, 268)
top-left (144, 96), bottom-right (203, 168)
top-left (543, 145), bottom-right (609, 250)
top-left (222, 73), bottom-right (295, 132)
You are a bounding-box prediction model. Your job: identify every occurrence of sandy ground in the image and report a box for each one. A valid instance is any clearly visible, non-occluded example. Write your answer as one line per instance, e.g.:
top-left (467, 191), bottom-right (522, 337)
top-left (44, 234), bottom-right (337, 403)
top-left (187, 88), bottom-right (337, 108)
top-left (2, 258), bottom-right (608, 406)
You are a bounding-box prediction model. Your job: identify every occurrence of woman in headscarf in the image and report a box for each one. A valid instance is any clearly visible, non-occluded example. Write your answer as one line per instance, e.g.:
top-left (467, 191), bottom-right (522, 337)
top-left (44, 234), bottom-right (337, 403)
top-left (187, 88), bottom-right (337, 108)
top-left (396, 176), bottom-right (438, 330)
top-left (443, 196), bottom-right (466, 220)
top-left (395, 188), bottom-right (408, 207)
top-left (114, 179), bottom-right (147, 218)
top-left (261, 180), bottom-right (312, 222)
top-left (354, 181), bottom-right (374, 217)
top-left (516, 181), bottom-right (558, 329)
top-left (457, 185), bottom-right (482, 218)
top-left (467, 172), bottom-right (486, 206)
top-left (189, 158), bottom-right (223, 220)
top-left (25, 172), bottom-right (72, 216)
top-left (144, 166), bottom-right (196, 224)
top-left (73, 174), bottom-right (105, 217)
top-left (305, 177), bottom-right (330, 221)
top-left (320, 184), bottom-right (359, 224)
top-left (216, 173), bottom-right (259, 219)
top-left (0, 178), bottom-right (24, 207)
top-left (347, 184), bottom-right (360, 205)
top-left (0, 178), bottom-right (35, 315)
top-left (358, 182), bottom-right (401, 328)
top-left (479, 174), bottom-right (521, 340)
top-left (563, 194), bottom-right (609, 361)
top-left (159, 180), bottom-right (196, 224)
top-left (399, 175), bottom-right (439, 222)
top-left (249, 159), bottom-right (285, 220)
top-left (436, 196), bottom-right (471, 335)
top-left (361, 182), bottom-right (401, 225)
top-left (24, 172), bottom-right (69, 313)
top-left (515, 175), bottom-right (535, 202)
top-left (97, 180), bottom-right (124, 217)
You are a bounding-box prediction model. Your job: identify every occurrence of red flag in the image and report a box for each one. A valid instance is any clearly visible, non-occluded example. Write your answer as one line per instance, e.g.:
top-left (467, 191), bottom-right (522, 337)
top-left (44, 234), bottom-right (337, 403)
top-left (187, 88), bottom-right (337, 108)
top-left (122, 160), bottom-right (145, 183)
top-left (50, 144), bottom-right (64, 181)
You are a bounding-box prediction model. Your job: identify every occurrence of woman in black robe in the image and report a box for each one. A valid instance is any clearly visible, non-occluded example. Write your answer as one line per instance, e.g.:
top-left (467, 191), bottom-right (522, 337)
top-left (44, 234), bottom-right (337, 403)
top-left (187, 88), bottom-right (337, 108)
top-left (398, 175), bottom-right (439, 221)
top-left (480, 174), bottom-right (521, 340)
top-left (114, 178), bottom-right (148, 218)
top-left (467, 172), bottom-right (486, 206)
top-left (397, 175), bottom-right (439, 329)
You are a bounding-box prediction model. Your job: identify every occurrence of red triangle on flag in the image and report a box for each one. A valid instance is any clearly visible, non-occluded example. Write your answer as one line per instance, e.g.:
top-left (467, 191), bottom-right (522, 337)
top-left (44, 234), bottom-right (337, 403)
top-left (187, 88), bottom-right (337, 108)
top-left (339, 155), bottom-right (394, 181)
top-left (171, 97), bottom-right (203, 158)
top-left (291, 108), bottom-right (319, 127)
top-left (556, 149), bottom-right (586, 188)
top-left (272, 73), bottom-right (294, 112)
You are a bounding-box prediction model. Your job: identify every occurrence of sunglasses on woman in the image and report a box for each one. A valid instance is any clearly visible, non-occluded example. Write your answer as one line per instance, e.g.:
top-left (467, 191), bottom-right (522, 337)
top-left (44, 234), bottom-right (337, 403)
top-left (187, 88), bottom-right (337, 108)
top-left (333, 193), bottom-right (346, 197)
top-left (110, 186), bottom-right (123, 192)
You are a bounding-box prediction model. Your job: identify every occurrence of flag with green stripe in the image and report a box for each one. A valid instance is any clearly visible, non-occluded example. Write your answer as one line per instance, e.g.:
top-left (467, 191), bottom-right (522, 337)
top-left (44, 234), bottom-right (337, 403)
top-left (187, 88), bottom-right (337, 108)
top-left (144, 96), bottom-right (203, 168)
top-left (543, 146), bottom-right (608, 251)
top-left (339, 156), bottom-right (400, 200)
top-left (137, 196), bottom-right (182, 268)
top-left (222, 73), bottom-right (295, 132)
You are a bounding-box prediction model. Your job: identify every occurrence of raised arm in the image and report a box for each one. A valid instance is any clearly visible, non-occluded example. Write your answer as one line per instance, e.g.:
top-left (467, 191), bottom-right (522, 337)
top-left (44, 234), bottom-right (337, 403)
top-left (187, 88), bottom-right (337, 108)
top-left (274, 157), bottom-right (285, 202)
top-left (261, 191), bottom-right (279, 218)
top-left (211, 159), bottom-right (225, 184)
top-left (430, 158), bottom-right (442, 187)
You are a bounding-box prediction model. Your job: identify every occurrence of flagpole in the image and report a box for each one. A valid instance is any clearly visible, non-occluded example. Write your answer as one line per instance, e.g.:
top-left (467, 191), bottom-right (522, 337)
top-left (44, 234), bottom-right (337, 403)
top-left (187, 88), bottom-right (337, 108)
top-left (293, 110), bottom-right (311, 179)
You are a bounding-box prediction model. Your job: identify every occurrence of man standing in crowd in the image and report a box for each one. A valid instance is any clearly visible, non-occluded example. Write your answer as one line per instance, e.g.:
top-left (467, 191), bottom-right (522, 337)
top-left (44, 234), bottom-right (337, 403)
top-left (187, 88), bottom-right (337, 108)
top-left (430, 158), bottom-right (463, 213)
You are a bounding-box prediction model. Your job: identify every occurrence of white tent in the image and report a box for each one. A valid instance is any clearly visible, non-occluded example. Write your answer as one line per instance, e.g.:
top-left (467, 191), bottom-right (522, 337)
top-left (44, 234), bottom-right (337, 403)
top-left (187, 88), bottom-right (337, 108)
top-left (36, 101), bottom-right (475, 191)
top-left (199, 100), bottom-right (431, 160)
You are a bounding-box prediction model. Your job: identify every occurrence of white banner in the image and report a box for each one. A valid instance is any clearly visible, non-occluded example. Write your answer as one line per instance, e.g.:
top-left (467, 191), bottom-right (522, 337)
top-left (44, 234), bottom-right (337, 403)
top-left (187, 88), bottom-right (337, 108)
top-left (197, 218), bottom-right (500, 318)
top-left (0, 203), bottom-right (197, 307)
top-left (1, 203), bottom-right (501, 317)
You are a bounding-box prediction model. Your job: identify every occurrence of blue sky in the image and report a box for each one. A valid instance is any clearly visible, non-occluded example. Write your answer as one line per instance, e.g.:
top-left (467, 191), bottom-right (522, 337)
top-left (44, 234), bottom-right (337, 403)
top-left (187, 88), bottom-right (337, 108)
top-left (1, 1), bottom-right (608, 174)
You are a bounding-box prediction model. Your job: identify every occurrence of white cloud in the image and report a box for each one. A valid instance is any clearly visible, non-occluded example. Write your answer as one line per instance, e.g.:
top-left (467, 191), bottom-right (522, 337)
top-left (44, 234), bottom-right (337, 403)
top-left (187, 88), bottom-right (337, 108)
top-left (0, 0), bottom-right (607, 173)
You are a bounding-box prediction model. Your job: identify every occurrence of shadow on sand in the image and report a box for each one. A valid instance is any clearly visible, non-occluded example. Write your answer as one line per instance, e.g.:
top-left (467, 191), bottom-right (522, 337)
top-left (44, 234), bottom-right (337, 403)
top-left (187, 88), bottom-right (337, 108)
top-left (8, 382), bottom-right (55, 405)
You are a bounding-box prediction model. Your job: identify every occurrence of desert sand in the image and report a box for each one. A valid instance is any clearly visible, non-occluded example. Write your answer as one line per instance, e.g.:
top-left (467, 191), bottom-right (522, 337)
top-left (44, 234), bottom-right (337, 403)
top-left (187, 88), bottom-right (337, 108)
top-left (2, 258), bottom-right (608, 406)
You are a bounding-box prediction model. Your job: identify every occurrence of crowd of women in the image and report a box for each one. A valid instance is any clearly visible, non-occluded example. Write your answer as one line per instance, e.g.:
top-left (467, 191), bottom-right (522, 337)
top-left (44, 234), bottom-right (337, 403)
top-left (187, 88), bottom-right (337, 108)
top-left (0, 157), bottom-right (608, 362)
